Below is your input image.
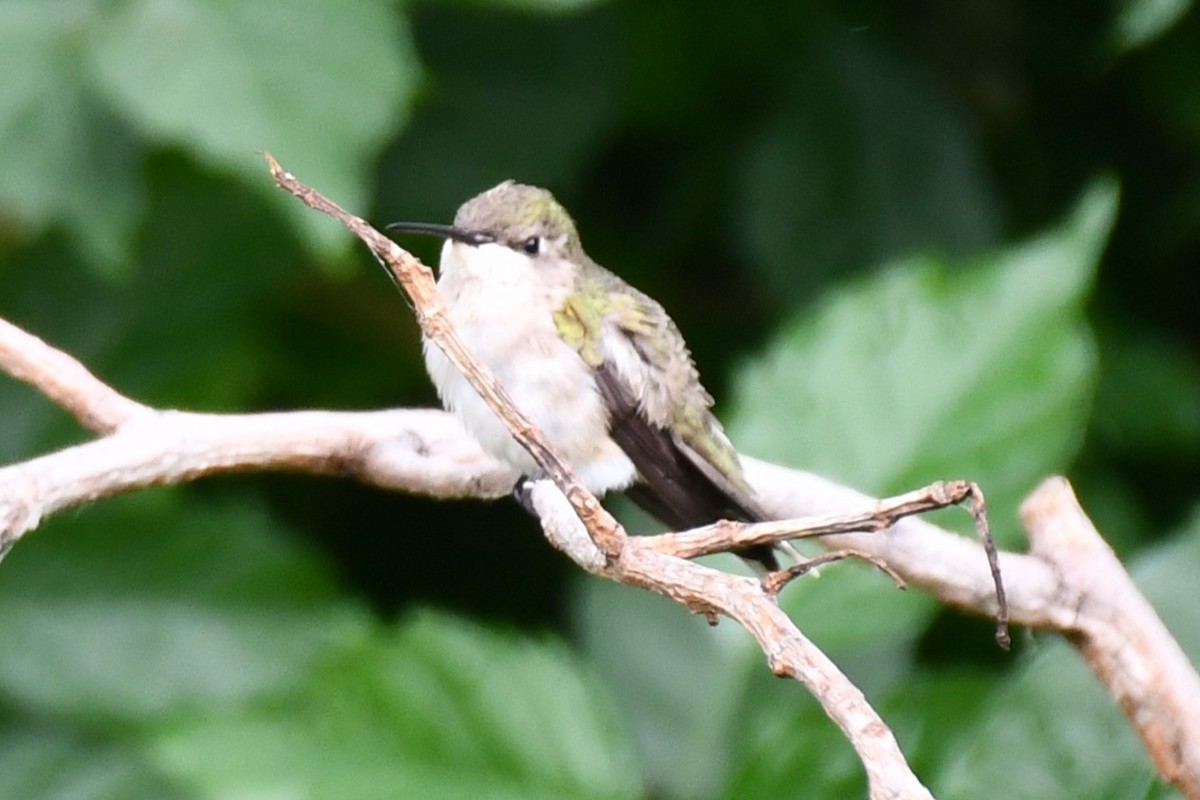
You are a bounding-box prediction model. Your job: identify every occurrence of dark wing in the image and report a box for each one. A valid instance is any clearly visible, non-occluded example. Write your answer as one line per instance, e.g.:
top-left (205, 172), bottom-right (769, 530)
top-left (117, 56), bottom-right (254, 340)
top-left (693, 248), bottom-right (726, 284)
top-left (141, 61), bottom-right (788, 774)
top-left (595, 362), bottom-right (779, 571)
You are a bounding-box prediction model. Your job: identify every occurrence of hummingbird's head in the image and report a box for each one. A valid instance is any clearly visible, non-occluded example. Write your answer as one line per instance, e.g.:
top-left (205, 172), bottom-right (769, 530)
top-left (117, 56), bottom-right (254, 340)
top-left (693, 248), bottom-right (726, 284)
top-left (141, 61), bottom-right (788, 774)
top-left (452, 181), bottom-right (582, 260)
top-left (387, 182), bottom-right (584, 281)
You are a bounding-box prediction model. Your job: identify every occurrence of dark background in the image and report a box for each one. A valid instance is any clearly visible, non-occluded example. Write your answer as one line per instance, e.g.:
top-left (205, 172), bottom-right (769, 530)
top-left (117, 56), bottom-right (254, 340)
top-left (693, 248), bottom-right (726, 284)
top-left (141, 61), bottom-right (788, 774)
top-left (0, 1), bottom-right (1197, 797)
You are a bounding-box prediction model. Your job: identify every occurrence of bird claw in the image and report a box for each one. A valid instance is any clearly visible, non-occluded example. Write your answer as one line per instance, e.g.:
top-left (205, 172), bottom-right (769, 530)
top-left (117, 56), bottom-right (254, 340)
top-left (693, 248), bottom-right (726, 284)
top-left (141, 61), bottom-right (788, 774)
top-left (511, 475), bottom-right (538, 516)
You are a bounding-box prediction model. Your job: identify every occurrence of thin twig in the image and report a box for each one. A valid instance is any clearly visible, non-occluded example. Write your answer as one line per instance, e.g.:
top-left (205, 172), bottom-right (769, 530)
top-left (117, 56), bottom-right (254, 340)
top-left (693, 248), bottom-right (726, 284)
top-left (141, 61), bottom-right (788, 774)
top-left (646, 479), bottom-right (1009, 647)
top-left (763, 549), bottom-right (907, 595)
top-left (965, 481), bottom-right (1009, 648)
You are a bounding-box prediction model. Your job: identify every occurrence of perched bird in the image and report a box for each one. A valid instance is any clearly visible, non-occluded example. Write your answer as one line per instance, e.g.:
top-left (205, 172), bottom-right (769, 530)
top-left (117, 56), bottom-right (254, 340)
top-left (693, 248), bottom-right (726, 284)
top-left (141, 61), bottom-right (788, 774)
top-left (388, 182), bottom-right (780, 570)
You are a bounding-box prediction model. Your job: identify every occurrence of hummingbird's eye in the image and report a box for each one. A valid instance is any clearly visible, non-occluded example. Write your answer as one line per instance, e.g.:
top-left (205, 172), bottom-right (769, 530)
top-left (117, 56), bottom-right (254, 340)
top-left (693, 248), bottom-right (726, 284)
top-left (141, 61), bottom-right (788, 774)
top-left (520, 236), bottom-right (540, 255)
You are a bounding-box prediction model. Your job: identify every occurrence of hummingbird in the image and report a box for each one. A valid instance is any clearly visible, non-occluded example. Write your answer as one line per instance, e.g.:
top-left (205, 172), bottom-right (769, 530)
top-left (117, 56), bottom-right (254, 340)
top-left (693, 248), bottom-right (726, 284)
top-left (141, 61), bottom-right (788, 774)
top-left (387, 181), bottom-right (780, 570)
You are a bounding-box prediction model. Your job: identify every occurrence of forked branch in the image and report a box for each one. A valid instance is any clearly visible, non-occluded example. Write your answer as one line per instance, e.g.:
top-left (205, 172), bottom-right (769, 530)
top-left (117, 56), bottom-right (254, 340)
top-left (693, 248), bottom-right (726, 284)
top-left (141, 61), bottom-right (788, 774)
top-left (265, 154), bottom-right (935, 799)
top-left (0, 158), bottom-right (1194, 798)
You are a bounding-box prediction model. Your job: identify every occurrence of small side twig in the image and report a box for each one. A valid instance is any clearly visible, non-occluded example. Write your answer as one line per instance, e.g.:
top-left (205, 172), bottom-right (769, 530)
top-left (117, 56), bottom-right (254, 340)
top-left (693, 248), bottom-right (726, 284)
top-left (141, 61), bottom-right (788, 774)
top-left (965, 481), bottom-right (1009, 648)
top-left (763, 549), bottom-right (907, 595)
top-left (646, 479), bottom-right (1010, 647)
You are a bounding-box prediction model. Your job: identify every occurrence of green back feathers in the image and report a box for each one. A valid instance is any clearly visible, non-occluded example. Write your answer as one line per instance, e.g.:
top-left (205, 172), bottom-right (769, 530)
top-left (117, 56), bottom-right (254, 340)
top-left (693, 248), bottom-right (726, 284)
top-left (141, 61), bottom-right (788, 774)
top-left (457, 180), bottom-right (756, 495)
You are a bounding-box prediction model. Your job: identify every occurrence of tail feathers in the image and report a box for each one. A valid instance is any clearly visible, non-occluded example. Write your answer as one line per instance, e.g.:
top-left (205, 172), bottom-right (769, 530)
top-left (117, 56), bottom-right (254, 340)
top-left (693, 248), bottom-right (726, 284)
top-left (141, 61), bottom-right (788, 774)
top-left (596, 362), bottom-right (780, 571)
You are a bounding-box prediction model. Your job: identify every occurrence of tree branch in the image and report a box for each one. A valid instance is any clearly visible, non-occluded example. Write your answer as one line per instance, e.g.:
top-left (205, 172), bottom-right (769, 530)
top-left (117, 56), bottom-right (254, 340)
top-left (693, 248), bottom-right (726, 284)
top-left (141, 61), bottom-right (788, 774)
top-left (644, 478), bottom-right (1008, 646)
top-left (522, 480), bottom-right (932, 798)
top-left (265, 154), bottom-right (935, 799)
top-left (0, 159), bottom-right (1193, 797)
top-left (1023, 477), bottom-right (1200, 797)
top-left (0, 316), bottom-right (151, 433)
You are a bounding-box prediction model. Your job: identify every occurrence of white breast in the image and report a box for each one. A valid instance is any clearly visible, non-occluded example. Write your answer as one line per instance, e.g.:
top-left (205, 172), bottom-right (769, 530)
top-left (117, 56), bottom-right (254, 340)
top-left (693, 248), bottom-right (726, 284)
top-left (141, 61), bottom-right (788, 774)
top-left (423, 241), bottom-right (637, 494)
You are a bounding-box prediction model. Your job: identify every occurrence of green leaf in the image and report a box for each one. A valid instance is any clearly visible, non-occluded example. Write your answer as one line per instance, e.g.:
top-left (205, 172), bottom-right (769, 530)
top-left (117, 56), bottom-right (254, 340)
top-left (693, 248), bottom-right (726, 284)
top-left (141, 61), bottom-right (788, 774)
top-left (571, 576), bottom-right (754, 798)
top-left (769, 565), bottom-right (941, 689)
top-left (146, 611), bottom-right (642, 799)
top-left (730, 180), bottom-right (1117, 546)
top-left (734, 32), bottom-right (1001, 303)
top-left (86, 0), bottom-right (420, 259)
top-left (1115, 0), bottom-right (1193, 51)
top-left (930, 513), bottom-right (1200, 799)
top-left (1093, 328), bottom-right (1200, 455)
top-left (0, 722), bottom-right (185, 800)
top-left (0, 490), bottom-right (369, 721)
top-left (0, 0), bottom-right (144, 272)
top-left (720, 668), bottom-right (998, 800)
top-left (933, 644), bottom-right (1165, 799)
top-left (719, 689), bottom-right (866, 800)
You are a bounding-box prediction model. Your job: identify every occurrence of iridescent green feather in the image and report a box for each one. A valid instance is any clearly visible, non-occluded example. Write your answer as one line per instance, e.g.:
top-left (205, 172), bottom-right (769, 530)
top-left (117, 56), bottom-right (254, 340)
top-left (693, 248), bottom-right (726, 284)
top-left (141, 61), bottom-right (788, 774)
top-left (557, 261), bottom-right (753, 493)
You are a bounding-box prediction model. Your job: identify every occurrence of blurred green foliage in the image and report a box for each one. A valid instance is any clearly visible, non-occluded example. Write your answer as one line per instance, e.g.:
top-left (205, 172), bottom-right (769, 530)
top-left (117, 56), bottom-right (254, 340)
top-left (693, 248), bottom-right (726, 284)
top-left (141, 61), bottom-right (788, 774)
top-left (1, 1), bottom-right (1198, 797)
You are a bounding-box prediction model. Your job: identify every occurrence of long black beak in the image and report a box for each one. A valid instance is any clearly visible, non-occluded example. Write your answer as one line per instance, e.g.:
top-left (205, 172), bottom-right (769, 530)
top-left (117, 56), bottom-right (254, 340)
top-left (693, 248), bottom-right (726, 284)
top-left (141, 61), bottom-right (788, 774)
top-left (385, 221), bottom-right (494, 246)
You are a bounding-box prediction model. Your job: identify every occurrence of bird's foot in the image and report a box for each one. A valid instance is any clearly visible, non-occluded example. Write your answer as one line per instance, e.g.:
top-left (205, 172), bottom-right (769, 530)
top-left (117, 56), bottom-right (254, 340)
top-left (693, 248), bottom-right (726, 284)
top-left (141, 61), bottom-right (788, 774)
top-left (511, 475), bottom-right (539, 517)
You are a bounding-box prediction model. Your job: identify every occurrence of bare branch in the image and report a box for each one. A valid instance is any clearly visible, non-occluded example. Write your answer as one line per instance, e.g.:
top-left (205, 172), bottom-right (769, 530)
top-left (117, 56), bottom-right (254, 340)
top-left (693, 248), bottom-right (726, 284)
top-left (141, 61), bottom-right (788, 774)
top-left (0, 316), bottom-right (150, 433)
top-left (643, 481), bottom-right (975, 558)
top-left (747, 462), bottom-right (1062, 629)
top-left (269, 152), bottom-right (933, 799)
top-left (530, 484), bottom-right (936, 800)
top-left (0, 408), bottom-right (512, 547)
top-left (644, 478), bottom-right (1009, 647)
top-left (0, 159), bottom-right (1194, 797)
top-left (1022, 478), bottom-right (1200, 798)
